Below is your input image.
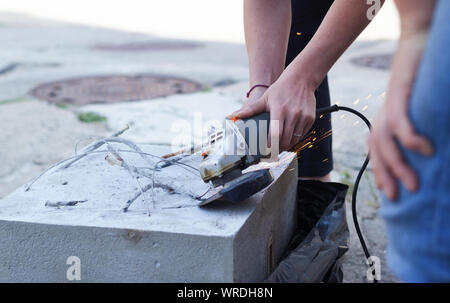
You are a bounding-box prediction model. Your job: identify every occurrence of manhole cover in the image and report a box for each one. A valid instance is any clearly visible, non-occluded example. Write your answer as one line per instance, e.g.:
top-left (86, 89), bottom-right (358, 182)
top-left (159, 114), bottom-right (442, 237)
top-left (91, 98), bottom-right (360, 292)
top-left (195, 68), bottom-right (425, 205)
top-left (30, 74), bottom-right (203, 105)
top-left (351, 54), bottom-right (392, 70)
top-left (92, 40), bottom-right (203, 52)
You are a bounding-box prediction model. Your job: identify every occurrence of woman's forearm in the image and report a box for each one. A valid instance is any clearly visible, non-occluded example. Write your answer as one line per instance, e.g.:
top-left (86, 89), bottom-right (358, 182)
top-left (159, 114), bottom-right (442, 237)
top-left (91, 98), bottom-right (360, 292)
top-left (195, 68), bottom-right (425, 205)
top-left (285, 0), bottom-right (384, 89)
top-left (244, 0), bottom-right (291, 86)
top-left (388, 0), bottom-right (437, 98)
top-left (395, 0), bottom-right (436, 36)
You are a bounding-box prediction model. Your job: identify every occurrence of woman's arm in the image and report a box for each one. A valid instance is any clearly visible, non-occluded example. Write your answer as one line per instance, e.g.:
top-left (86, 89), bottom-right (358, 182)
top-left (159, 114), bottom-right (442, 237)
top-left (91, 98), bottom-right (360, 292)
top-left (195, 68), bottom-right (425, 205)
top-left (285, 0), bottom-right (384, 92)
top-left (242, 0), bottom-right (291, 102)
top-left (234, 0), bottom-right (384, 150)
top-left (369, 0), bottom-right (436, 200)
top-left (244, 0), bottom-right (291, 88)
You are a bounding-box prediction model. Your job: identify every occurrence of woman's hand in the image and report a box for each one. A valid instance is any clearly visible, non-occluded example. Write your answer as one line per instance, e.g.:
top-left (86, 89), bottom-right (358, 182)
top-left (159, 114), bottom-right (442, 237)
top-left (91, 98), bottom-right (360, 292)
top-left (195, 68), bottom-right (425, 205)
top-left (231, 73), bottom-right (316, 151)
top-left (368, 83), bottom-right (433, 200)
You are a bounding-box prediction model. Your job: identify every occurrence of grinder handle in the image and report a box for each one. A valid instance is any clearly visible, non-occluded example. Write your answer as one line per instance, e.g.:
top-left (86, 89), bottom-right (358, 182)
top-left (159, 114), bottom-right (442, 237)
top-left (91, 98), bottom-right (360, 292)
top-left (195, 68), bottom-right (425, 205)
top-left (239, 107), bottom-right (333, 157)
top-left (240, 112), bottom-right (271, 159)
top-left (241, 112), bottom-right (270, 136)
top-left (242, 106), bottom-right (336, 127)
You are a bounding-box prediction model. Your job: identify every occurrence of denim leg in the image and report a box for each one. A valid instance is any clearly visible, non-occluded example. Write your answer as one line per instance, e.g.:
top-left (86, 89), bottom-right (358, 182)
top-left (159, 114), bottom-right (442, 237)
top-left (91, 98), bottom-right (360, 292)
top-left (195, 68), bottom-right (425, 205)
top-left (379, 0), bottom-right (450, 282)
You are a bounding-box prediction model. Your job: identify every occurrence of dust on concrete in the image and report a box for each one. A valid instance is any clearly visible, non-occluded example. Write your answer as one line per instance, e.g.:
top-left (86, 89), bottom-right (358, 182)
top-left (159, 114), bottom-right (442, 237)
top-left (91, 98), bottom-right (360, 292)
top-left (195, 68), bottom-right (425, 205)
top-left (0, 100), bottom-right (106, 198)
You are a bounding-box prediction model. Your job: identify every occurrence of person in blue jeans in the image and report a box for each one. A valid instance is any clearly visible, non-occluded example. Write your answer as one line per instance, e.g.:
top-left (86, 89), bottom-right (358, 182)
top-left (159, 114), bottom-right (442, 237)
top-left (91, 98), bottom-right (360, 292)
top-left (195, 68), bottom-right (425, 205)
top-left (369, 0), bottom-right (450, 282)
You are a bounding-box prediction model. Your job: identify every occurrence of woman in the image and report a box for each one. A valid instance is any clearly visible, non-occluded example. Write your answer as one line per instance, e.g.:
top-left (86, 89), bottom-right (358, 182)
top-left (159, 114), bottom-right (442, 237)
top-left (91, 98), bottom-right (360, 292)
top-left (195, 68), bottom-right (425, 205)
top-left (369, 0), bottom-right (450, 282)
top-left (232, 0), bottom-right (382, 181)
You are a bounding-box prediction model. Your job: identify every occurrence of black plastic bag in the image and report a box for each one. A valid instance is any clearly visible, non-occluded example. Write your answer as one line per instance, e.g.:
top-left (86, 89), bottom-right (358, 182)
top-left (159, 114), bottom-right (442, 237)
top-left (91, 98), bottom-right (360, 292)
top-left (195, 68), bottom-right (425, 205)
top-left (265, 180), bottom-right (349, 283)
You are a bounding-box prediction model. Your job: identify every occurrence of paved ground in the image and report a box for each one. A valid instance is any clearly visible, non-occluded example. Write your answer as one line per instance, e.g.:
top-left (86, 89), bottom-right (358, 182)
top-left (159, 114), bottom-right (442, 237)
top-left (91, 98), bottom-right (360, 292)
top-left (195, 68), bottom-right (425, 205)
top-left (0, 13), bottom-right (399, 282)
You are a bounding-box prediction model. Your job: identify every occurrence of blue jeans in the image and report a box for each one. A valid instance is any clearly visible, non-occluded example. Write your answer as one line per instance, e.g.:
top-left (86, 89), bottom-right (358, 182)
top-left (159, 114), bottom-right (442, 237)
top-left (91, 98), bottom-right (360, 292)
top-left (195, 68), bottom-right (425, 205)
top-left (379, 0), bottom-right (450, 282)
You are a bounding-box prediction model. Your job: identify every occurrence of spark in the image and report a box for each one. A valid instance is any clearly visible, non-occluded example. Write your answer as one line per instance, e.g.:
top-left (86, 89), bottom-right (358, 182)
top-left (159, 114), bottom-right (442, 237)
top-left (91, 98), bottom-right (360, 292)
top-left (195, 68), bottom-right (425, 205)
top-left (353, 121), bottom-right (360, 126)
top-left (365, 94), bottom-right (372, 99)
top-left (290, 129), bottom-right (333, 155)
top-left (362, 105), bottom-right (368, 111)
top-left (296, 32), bottom-right (302, 36)
top-left (353, 98), bottom-right (360, 105)
top-left (320, 130), bottom-right (333, 141)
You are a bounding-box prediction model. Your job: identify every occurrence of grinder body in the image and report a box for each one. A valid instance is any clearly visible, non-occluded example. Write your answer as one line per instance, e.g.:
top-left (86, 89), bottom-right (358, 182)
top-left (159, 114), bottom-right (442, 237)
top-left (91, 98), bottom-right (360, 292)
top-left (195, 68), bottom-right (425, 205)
top-left (199, 112), bottom-right (271, 184)
top-left (198, 112), bottom-right (274, 205)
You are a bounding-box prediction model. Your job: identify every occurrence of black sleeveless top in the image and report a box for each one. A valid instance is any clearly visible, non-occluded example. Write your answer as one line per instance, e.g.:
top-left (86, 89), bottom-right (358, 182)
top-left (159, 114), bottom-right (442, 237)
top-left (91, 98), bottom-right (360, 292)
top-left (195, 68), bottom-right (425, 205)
top-left (286, 0), bottom-right (335, 178)
top-left (291, 0), bottom-right (335, 27)
top-left (287, 0), bottom-right (335, 65)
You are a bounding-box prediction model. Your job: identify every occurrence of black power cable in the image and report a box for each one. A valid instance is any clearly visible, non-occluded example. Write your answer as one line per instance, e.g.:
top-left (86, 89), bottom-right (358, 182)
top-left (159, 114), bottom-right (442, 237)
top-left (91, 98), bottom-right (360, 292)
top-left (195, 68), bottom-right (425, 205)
top-left (317, 104), bottom-right (378, 283)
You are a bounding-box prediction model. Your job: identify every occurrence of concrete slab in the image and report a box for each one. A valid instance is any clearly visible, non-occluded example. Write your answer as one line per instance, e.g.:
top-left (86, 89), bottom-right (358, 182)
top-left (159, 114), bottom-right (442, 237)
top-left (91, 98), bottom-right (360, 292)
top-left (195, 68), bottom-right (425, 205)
top-left (0, 144), bottom-right (297, 282)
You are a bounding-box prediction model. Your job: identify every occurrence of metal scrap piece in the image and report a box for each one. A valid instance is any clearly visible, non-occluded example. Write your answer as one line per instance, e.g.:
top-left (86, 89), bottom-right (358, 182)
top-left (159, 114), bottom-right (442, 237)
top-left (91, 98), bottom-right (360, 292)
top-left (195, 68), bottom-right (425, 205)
top-left (45, 199), bottom-right (88, 207)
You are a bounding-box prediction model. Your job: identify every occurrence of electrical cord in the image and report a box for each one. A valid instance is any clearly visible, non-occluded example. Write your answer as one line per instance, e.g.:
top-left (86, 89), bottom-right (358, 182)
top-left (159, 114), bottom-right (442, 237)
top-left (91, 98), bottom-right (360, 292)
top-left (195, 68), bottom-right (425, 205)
top-left (317, 104), bottom-right (378, 283)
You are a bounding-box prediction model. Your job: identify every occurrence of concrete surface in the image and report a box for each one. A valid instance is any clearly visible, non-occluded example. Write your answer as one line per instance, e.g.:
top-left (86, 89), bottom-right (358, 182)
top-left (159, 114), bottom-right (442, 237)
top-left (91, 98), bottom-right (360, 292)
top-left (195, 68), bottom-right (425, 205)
top-left (0, 143), bottom-right (298, 282)
top-left (0, 13), bottom-right (399, 282)
top-left (0, 100), bottom-right (107, 198)
top-left (0, 12), bottom-right (248, 102)
top-left (328, 39), bottom-right (399, 283)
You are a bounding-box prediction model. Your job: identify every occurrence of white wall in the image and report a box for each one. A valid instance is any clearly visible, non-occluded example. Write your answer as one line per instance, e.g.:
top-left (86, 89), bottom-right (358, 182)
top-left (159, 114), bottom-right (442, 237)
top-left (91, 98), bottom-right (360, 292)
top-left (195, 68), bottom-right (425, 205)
top-left (1, 0), bottom-right (399, 43)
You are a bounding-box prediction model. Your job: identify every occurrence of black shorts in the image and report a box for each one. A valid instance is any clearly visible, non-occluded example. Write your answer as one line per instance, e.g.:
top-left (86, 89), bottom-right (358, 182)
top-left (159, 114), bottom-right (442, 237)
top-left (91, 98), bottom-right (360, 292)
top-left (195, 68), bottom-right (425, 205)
top-left (286, 0), bottom-right (334, 177)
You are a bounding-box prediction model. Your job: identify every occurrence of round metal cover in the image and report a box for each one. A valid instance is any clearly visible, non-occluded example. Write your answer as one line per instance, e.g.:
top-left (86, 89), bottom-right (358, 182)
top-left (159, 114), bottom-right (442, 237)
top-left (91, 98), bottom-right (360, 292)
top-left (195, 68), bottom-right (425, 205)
top-left (30, 74), bottom-right (203, 105)
top-left (351, 54), bottom-right (392, 70)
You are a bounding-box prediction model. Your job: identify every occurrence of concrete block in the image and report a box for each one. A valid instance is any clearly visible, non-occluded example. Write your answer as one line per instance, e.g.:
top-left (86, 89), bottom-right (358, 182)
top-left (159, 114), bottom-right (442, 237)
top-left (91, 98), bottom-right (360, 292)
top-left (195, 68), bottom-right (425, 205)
top-left (0, 144), bottom-right (297, 282)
